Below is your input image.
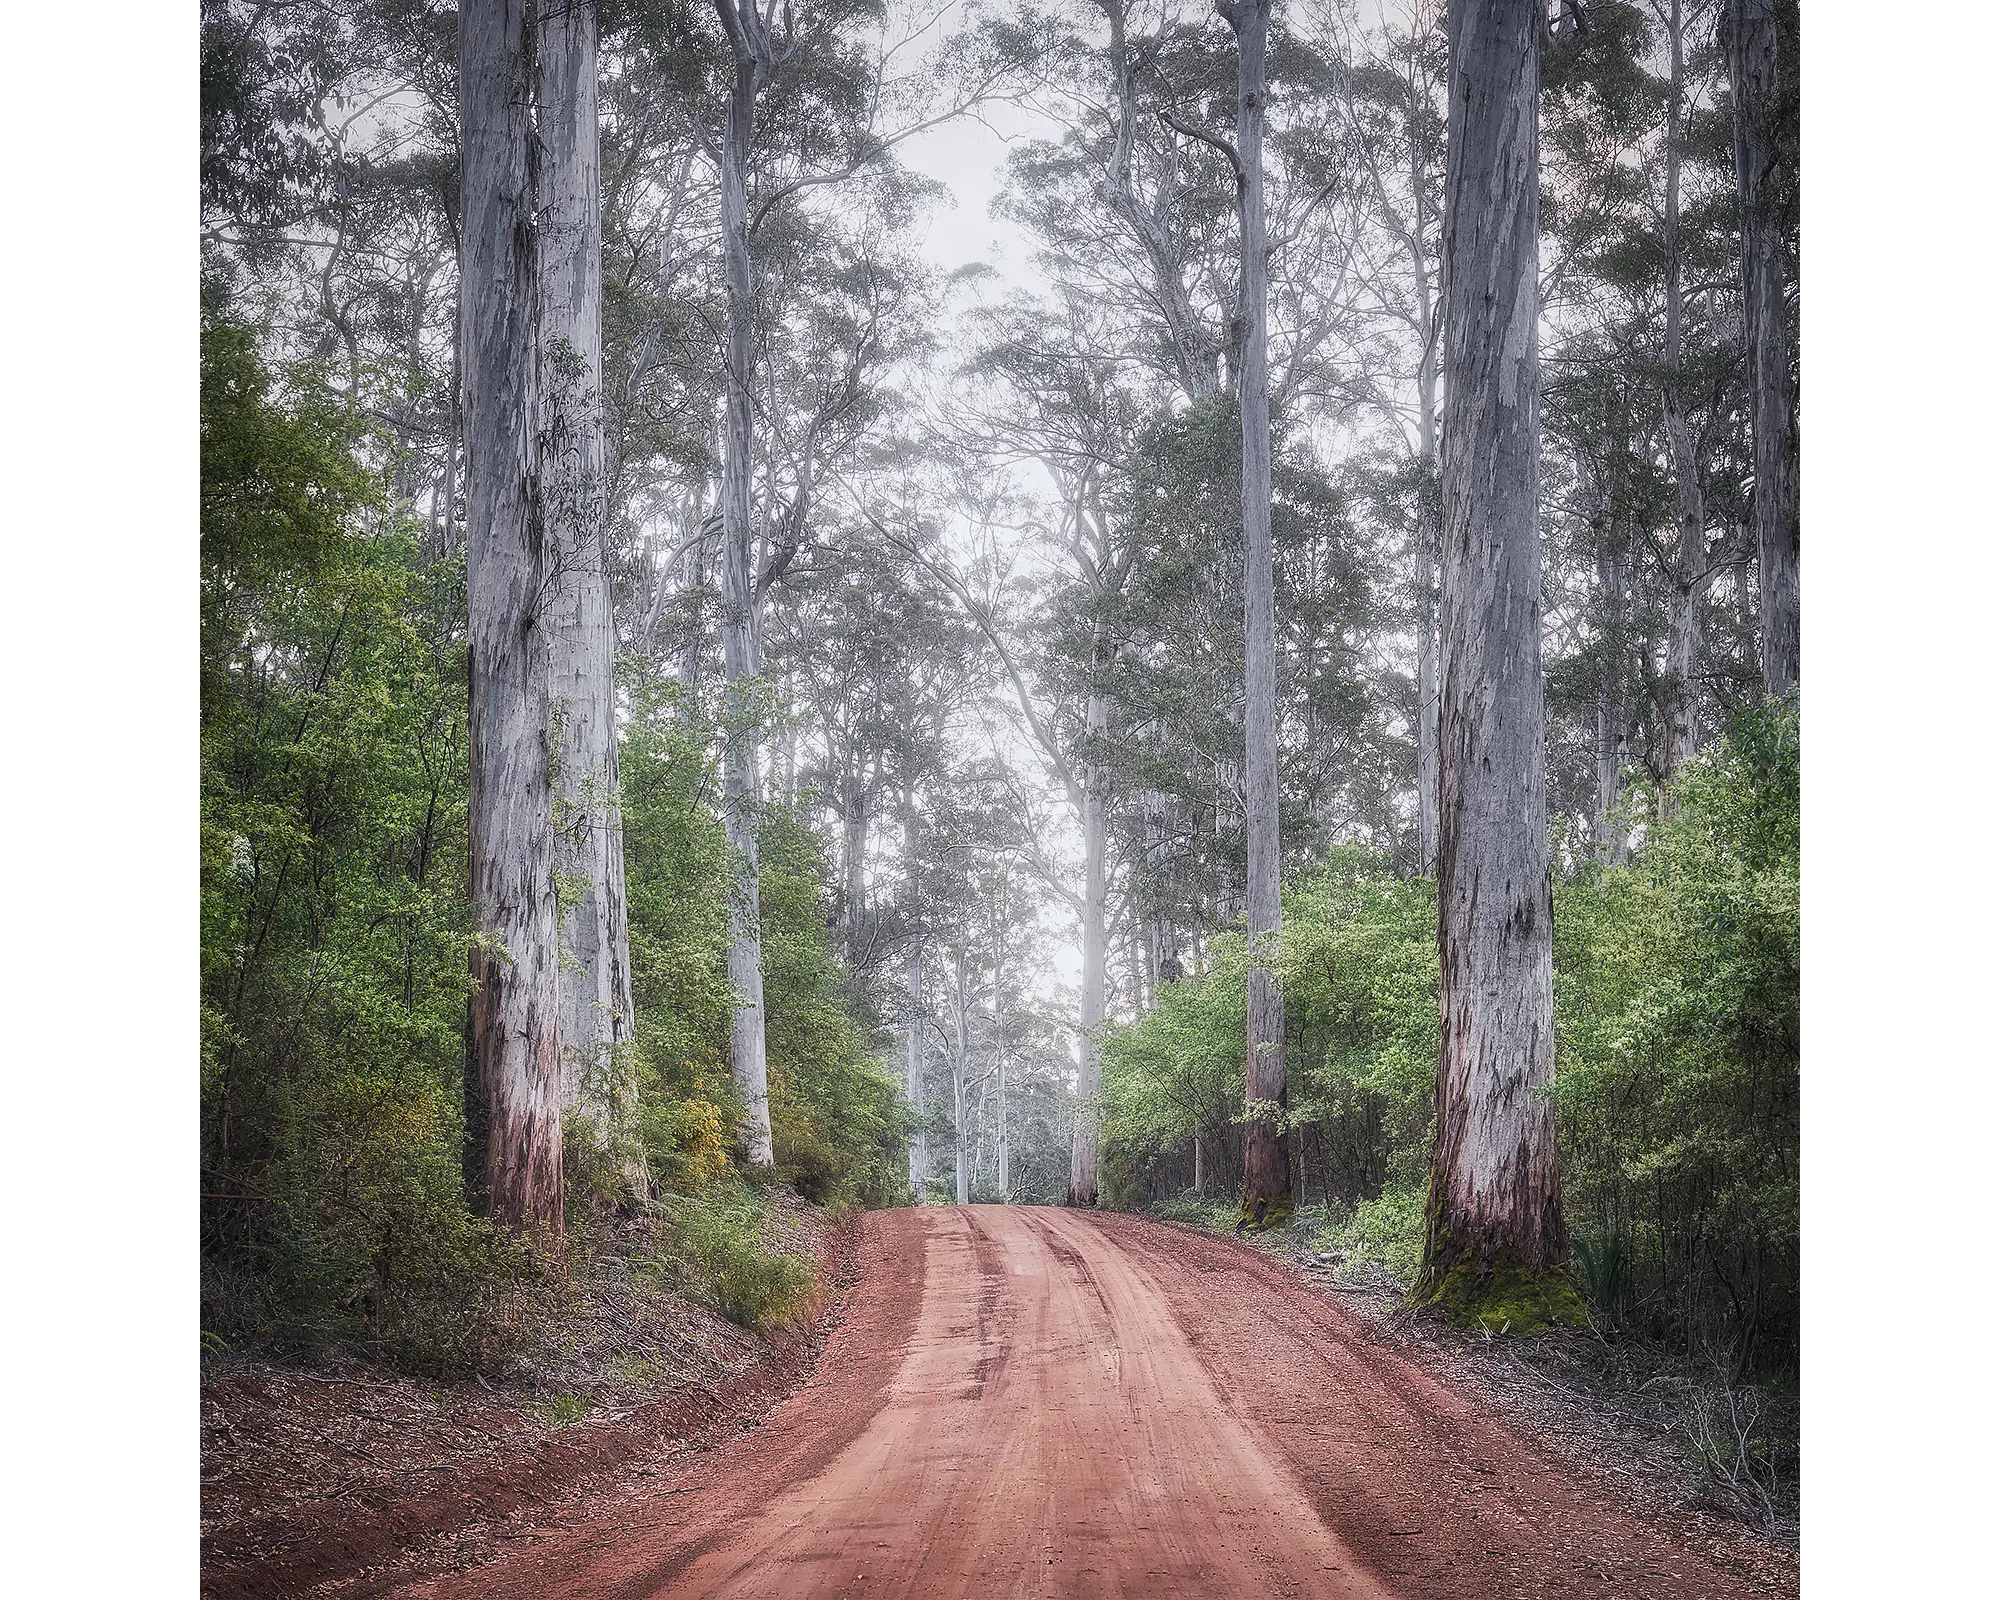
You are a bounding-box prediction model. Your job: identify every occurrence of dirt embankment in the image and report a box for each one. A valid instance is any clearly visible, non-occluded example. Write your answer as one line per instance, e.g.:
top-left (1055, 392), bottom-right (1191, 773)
top-left (200, 1192), bottom-right (856, 1600)
top-left (1240, 1222), bottom-right (1799, 1560)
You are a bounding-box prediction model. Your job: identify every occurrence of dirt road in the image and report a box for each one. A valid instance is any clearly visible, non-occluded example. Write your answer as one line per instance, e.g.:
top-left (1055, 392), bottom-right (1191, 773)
top-left (381, 1207), bottom-right (1780, 1599)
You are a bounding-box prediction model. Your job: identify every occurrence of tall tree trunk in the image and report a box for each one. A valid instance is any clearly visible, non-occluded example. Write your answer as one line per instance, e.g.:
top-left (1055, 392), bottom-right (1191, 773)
top-left (841, 761), bottom-right (867, 961)
top-left (1416, 338), bottom-right (1442, 877)
top-left (1593, 508), bottom-right (1631, 866)
top-left (953, 948), bottom-right (972, 1206)
top-left (539, 0), bottom-right (642, 1200)
top-left (1727, 0), bottom-right (1799, 697)
top-left (678, 493), bottom-right (712, 714)
top-left (1140, 782), bottom-right (1172, 1001)
top-left (1419, 0), bottom-right (1564, 1294)
top-left (1068, 664), bottom-right (1109, 1206)
top-left (904, 800), bottom-right (926, 1205)
top-left (994, 870), bottom-right (1010, 1202)
top-left (1660, 0), bottom-right (1705, 787)
top-left (715, 0), bottom-right (774, 1164)
top-left (1226, 0), bottom-right (1288, 1224)
top-left (460, 0), bottom-right (563, 1233)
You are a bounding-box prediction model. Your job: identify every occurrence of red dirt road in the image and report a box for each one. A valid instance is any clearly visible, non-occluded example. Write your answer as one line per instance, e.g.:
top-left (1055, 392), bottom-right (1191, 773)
top-left (382, 1208), bottom-right (1783, 1599)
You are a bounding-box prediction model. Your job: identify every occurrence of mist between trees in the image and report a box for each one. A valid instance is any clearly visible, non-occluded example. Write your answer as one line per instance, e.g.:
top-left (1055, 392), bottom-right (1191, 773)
top-left (201, 0), bottom-right (1797, 1376)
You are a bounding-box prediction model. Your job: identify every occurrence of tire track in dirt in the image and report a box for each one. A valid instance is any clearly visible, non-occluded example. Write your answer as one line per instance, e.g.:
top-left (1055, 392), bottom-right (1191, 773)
top-left (369, 1208), bottom-right (1788, 1599)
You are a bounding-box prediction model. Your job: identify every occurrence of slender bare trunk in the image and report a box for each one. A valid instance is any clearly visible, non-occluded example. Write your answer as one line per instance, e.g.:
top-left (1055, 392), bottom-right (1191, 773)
top-left (1419, 0), bottom-right (1563, 1289)
top-left (678, 495), bottom-right (711, 715)
top-left (715, 0), bottom-right (774, 1163)
top-left (1069, 668), bottom-right (1108, 1207)
top-left (434, 329), bottom-right (461, 563)
top-left (994, 871), bottom-right (1010, 1201)
top-left (953, 949), bottom-right (972, 1206)
top-left (1140, 783), bottom-right (1171, 1003)
top-left (539, 0), bottom-right (642, 1201)
top-left (1661, 0), bottom-right (1705, 786)
top-left (1727, 0), bottom-right (1799, 696)
top-left (1416, 345), bottom-right (1442, 877)
top-left (904, 799), bottom-right (926, 1205)
top-left (1593, 510), bottom-right (1630, 866)
top-left (460, 0), bottom-right (563, 1233)
top-left (1226, 0), bottom-right (1288, 1222)
top-left (841, 764), bottom-right (867, 960)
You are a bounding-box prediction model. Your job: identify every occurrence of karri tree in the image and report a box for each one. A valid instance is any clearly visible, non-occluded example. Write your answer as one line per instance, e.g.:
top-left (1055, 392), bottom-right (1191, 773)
top-left (1725, 0), bottom-right (1798, 697)
top-left (460, 0), bottom-right (564, 1231)
top-left (1415, 0), bottom-right (1574, 1321)
top-left (539, 0), bottom-right (644, 1200)
top-left (1224, 0), bottom-right (1288, 1225)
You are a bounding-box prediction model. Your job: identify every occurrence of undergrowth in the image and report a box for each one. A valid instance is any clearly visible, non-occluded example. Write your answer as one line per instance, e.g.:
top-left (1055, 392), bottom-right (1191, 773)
top-left (650, 1181), bottom-right (818, 1335)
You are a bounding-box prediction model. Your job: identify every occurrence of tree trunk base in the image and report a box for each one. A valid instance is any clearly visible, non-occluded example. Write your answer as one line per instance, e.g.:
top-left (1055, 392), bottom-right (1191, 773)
top-left (1234, 1192), bottom-right (1293, 1233)
top-left (1413, 1233), bottom-right (1587, 1335)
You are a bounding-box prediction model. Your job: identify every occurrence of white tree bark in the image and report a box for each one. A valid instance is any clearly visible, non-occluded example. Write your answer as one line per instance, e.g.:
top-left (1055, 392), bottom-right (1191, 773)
top-left (994, 870), bottom-right (1011, 1201)
top-left (538, 0), bottom-right (642, 1199)
top-left (1224, 0), bottom-right (1288, 1219)
top-left (1727, 0), bottom-right (1799, 697)
top-left (1069, 662), bottom-right (1109, 1206)
top-left (904, 800), bottom-right (927, 1205)
top-left (714, 0), bottom-right (775, 1164)
top-left (1660, 0), bottom-right (1705, 788)
top-left (1592, 504), bottom-right (1631, 866)
top-left (953, 947), bottom-right (972, 1206)
top-left (460, 0), bottom-right (563, 1232)
top-left (1421, 0), bottom-right (1563, 1283)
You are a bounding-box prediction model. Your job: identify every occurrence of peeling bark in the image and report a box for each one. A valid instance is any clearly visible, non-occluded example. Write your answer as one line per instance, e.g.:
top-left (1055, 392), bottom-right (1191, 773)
top-left (538, 0), bottom-right (642, 1201)
top-left (1420, 0), bottom-right (1562, 1285)
top-left (460, 0), bottom-right (563, 1234)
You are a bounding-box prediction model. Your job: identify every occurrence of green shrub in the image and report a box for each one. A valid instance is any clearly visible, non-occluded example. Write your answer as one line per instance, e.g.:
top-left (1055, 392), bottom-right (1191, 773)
top-left (659, 1185), bottom-right (818, 1335)
top-left (1554, 700), bottom-right (1799, 1366)
top-left (1323, 1181), bottom-right (1426, 1281)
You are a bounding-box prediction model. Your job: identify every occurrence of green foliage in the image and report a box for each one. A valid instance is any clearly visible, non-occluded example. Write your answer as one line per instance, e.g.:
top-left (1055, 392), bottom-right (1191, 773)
top-left (657, 1183), bottom-right (818, 1335)
top-left (200, 320), bottom-right (897, 1371)
top-left (1099, 715), bottom-right (1798, 1368)
top-left (201, 314), bottom-right (510, 1366)
top-left (1553, 700), bottom-right (1800, 1365)
top-left (1099, 850), bottom-right (1437, 1208)
top-left (758, 808), bottom-right (908, 1207)
top-left (618, 667), bottom-right (907, 1210)
top-left (1319, 1183), bottom-right (1427, 1282)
